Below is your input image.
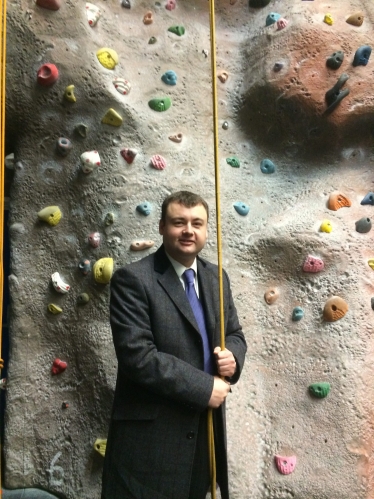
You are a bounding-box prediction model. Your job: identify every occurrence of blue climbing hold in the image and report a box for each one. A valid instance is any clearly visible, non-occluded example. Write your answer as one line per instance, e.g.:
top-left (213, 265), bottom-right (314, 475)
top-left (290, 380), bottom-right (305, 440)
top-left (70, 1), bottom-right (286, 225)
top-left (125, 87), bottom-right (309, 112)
top-left (234, 202), bottom-right (249, 216)
top-left (266, 12), bottom-right (281, 26)
top-left (353, 45), bottom-right (372, 66)
top-left (361, 192), bottom-right (374, 205)
top-left (292, 306), bottom-right (304, 321)
top-left (161, 70), bottom-right (177, 86)
top-left (260, 158), bottom-right (276, 174)
top-left (136, 202), bottom-right (152, 216)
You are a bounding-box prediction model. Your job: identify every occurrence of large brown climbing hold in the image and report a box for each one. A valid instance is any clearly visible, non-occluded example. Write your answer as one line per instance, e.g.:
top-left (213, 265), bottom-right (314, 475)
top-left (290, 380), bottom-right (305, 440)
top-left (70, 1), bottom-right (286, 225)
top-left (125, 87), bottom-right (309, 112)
top-left (36, 0), bottom-right (61, 10)
top-left (346, 12), bottom-right (364, 26)
top-left (328, 192), bottom-right (351, 211)
top-left (323, 296), bottom-right (348, 322)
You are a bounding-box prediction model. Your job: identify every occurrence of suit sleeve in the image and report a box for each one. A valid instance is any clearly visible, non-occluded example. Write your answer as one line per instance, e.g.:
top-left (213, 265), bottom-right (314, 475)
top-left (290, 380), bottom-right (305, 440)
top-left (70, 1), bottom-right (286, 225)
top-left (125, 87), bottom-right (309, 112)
top-left (110, 267), bottom-right (214, 412)
top-left (222, 269), bottom-right (247, 384)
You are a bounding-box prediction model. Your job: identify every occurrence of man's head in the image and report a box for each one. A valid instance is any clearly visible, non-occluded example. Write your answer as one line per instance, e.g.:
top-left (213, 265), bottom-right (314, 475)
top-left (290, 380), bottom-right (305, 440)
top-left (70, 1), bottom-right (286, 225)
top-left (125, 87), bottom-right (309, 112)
top-left (159, 191), bottom-right (209, 267)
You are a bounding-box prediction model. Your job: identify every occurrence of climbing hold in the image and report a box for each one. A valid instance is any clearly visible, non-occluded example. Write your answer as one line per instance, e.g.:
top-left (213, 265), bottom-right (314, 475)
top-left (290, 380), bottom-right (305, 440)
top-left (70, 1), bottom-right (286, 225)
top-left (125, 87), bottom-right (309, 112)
top-left (361, 192), bottom-right (374, 205)
top-left (148, 36), bottom-right (157, 44)
top-left (309, 382), bottom-right (330, 398)
top-left (56, 137), bottom-right (72, 157)
top-left (86, 3), bottom-right (101, 26)
top-left (264, 288), bottom-right (278, 304)
top-left (96, 48), bottom-right (118, 69)
top-left (218, 71), bottom-right (229, 83)
top-left (0, 378), bottom-right (6, 390)
top-left (88, 232), bottom-right (101, 248)
top-left (64, 85), bottom-right (76, 102)
top-left (120, 148), bottom-right (137, 164)
top-left (148, 97), bottom-right (172, 112)
top-left (161, 70), bottom-right (177, 86)
top-left (168, 133), bottom-right (183, 143)
top-left (325, 74), bottom-right (349, 114)
top-left (355, 217), bottom-right (372, 233)
top-left (276, 18), bottom-right (288, 30)
top-left (222, 121), bottom-right (229, 130)
top-left (77, 293), bottom-right (90, 305)
top-left (168, 25), bottom-right (185, 36)
top-left (273, 62), bottom-right (283, 72)
top-left (48, 303), bottom-right (62, 314)
top-left (5, 153), bottom-right (14, 169)
top-left (121, 0), bottom-right (130, 7)
top-left (75, 123), bottom-right (88, 138)
top-left (226, 157), bottom-right (240, 168)
top-left (102, 109), bottom-right (123, 126)
top-left (113, 77), bottom-right (131, 95)
top-left (265, 12), bottom-right (281, 27)
top-left (234, 202), bottom-right (249, 216)
top-left (94, 439), bottom-right (107, 457)
top-left (136, 202), bottom-right (152, 216)
top-left (80, 150), bottom-right (101, 174)
top-left (303, 255), bottom-right (324, 273)
top-left (143, 11), bottom-right (153, 24)
top-left (274, 455), bottom-right (296, 475)
top-left (320, 220), bottom-right (333, 233)
top-left (292, 306), bottom-right (304, 321)
top-left (323, 296), bottom-right (348, 322)
top-left (51, 272), bottom-right (70, 293)
top-left (353, 45), bottom-right (372, 67)
top-left (36, 0), bottom-right (60, 10)
top-left (104, 213), bottom-right (115, 226)
top-left (369, 259), bottom-right (374, 270)
top-left (260, 158), bottom-right (275, 174)
top-left (150, 154), bottom-right (167, 170)
top-left (346, 12), bottom-right (364, 27)
top-left (323, 13), bottom-right (333, 25)
top-left (130, 240), bottom-right (155, 251)
top-left (62, 402), bottom-right (69, 409)
top-left (38, 206), bottom-right (62, 226)
top-left (371, 297), bottom-right (374, 310)
top-left (165, 0), bottom-right (176, 10)
top-left (249, 0), bottom-right (270, 7)
top-left (93, 258), bottom-right (114, 284)
top-left (202, 49), bottom-right (208, 58)
top-left (326, 51), bottom-right (344, 70)
top-left (78, 258), bottom-right (91, 275)
top-left (37, 64), bottom-right (59, 86)
top-left (51, 358), bottom-right (67, 375)
top-left (328, 192), bottom-right (351, 211)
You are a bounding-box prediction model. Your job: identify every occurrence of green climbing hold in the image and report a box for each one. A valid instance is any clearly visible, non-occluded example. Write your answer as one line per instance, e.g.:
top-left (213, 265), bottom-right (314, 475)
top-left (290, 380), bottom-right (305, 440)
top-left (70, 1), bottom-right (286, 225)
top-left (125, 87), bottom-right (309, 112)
top-left (308, 382), bottom-right (330, 399)
top-left (226, 156), bottom-right (240, 168)
top-left (148, 97), bottom-right (172, 112)
top-left (168, 25), bottom-right (185, 36)
top-left (148, 36), bottom-right (157, 44)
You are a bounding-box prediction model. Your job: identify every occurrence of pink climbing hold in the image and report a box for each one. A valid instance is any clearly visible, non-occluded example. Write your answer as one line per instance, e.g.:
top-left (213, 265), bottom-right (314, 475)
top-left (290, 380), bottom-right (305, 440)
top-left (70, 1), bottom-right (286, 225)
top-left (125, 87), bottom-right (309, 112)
top-left (274, 455), bottom-right (296, 475)
top-left (302, 255), bottom-right (324, 273)
top-left (276, 18), bottom-right (288, 30)
top-left (120, 148), bottom-right (137, 164)
top-left (150, 154), bottom-right (166, 170)
top-left (51, 358), bottom-right (67, 375)
top-left (165, 0), bottom-right (176, 10)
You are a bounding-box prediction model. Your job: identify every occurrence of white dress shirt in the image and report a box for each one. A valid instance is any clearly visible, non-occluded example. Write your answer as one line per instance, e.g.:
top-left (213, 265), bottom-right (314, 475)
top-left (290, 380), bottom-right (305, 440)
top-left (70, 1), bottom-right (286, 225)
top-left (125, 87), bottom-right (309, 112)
top-left (165, 252), bottom-right (200, 297)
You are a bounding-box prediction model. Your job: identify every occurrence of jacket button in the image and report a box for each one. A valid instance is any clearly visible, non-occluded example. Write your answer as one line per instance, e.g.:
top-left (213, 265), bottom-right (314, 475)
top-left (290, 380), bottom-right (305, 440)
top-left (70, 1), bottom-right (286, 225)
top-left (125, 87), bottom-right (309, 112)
top-left (186, 431), bottom-right (195, 439)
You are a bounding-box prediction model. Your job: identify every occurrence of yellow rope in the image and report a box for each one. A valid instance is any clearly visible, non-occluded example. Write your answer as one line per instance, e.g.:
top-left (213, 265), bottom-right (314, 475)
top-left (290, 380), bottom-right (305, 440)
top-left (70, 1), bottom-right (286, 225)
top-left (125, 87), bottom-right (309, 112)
top-left (208, 0), bottom-right (225, 498)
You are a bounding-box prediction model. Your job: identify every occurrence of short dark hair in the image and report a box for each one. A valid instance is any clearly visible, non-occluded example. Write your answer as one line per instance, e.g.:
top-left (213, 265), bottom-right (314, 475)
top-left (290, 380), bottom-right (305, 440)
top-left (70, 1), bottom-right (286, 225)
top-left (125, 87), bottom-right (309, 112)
top-left (161, 191), bottom-right (209, 222)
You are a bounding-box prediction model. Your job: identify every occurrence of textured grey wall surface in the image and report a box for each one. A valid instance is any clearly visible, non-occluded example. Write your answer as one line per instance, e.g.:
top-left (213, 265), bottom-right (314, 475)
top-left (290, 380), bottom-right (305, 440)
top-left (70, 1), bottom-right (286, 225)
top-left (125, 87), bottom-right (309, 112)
top-left (4, 0), bottom-right (374, 498)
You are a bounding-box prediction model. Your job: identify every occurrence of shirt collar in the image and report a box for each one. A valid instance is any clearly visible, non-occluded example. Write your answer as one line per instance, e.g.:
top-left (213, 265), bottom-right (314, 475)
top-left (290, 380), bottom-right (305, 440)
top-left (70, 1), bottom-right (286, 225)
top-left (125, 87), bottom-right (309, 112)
top-left (165, 251), bottom-right (198, 279)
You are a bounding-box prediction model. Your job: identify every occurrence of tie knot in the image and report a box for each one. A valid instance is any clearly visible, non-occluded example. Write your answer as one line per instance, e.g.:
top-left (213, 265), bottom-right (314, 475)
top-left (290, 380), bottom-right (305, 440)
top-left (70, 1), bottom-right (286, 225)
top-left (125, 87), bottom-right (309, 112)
top-left (184, 268), bottom-right (195, 285)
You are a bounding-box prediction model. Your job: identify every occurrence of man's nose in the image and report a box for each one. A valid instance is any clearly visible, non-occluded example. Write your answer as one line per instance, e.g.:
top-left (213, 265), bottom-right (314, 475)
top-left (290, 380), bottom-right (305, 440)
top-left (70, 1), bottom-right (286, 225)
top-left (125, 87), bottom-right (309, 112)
top-left (183, 224), bottom-right (193, 233)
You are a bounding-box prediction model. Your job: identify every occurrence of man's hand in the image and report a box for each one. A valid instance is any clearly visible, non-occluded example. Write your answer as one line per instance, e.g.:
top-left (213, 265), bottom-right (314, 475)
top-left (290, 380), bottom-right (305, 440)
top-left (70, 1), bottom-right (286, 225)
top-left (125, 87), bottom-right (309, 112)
top-left (214, 347), bottom-right (237, 378)
top-left (208, 376), bottom-right (230, 408)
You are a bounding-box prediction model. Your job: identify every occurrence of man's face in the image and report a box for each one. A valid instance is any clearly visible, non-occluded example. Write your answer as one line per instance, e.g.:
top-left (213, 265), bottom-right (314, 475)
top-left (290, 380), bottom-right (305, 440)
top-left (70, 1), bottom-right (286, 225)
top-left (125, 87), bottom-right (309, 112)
top-left (159, 202), bottom-right (208, 266)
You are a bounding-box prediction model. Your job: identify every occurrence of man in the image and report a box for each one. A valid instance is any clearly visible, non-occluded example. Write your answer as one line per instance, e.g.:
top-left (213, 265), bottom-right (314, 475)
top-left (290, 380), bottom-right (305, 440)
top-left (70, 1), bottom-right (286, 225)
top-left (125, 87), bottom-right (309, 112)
top-left (102, 191), bottom-right (247, 499)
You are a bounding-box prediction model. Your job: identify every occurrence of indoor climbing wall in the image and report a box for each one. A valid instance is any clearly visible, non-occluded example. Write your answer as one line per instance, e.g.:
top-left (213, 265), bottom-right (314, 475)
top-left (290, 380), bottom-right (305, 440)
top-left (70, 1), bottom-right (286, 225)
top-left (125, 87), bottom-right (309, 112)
top-left (3, 0), bottom-right (374, 498)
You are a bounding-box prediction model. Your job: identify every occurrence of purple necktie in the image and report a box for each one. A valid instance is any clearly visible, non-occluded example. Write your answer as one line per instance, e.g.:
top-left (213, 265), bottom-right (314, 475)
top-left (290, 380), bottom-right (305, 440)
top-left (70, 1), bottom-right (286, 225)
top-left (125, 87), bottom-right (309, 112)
top-left (183, 269), bottom-right (214, 374)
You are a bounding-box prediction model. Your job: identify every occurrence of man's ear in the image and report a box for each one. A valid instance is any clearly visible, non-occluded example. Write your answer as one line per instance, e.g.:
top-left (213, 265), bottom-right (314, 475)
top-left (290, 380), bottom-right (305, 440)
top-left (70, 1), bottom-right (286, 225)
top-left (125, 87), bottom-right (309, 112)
top-left (159, 219), bottom-right (164, 235)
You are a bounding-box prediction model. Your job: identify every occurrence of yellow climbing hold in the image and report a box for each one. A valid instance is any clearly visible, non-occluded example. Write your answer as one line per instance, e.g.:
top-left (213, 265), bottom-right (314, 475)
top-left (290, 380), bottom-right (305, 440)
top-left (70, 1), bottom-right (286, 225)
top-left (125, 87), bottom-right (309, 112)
top-left (368, 259), bottom-right (374, 270)
top-left (94, 438), bottom-right (107, 457)
top-left (102, 108), bottom-right (123, 126)
top-left (96, 48), bottom-right (118, 69)
top-left (323, 13), bottom-right (333, 25)
top-left (64, 85), bottom-right (76, 103)
top-left (37, 206), bottom-right (62, 226)
top-left (320, 219), bottom-right (332, 233)
top-left (93, 257), bottom-right (114, 284)
top-left (48, 303), bottom-right (63, 314)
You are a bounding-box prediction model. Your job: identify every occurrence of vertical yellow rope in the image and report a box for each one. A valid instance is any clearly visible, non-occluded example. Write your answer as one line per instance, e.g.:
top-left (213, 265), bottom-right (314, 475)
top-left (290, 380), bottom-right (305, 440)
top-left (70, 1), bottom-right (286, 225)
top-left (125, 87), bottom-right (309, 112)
top-left (0, 0), bottom-right (6, 490)
top-left (208, 1), bottom-right (225, 498)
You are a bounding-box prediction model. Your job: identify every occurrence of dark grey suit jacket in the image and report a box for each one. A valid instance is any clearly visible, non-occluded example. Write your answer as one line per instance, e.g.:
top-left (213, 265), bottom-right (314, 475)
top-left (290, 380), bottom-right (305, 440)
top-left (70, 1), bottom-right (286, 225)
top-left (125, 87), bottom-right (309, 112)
top-left (102, 245), bottom-right (247, 499)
